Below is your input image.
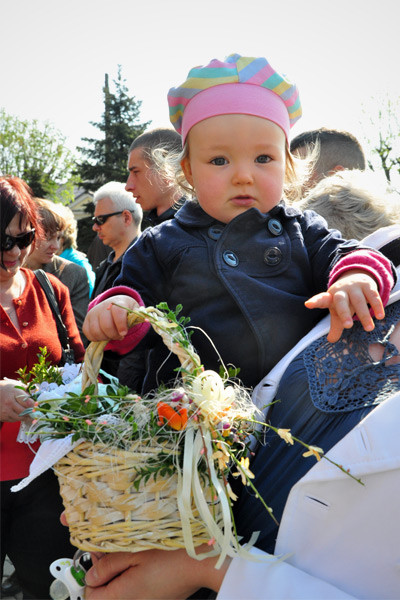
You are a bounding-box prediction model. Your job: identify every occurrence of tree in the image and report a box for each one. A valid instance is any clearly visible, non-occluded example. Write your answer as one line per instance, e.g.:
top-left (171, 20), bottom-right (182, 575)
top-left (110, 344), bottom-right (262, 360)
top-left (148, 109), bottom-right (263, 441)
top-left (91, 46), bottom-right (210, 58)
top-left (77, 66), bottom-right (151, 191)
top-left (0, 109), bottom-right (78, 201)
top-left (361, 96), bottom-right (400, 188)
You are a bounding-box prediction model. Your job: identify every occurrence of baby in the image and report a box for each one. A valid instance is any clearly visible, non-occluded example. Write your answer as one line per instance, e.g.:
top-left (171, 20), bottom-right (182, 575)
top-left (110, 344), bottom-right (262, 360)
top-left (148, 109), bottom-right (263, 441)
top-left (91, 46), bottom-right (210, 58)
top-left (83, 53), bottom-right (393, 394)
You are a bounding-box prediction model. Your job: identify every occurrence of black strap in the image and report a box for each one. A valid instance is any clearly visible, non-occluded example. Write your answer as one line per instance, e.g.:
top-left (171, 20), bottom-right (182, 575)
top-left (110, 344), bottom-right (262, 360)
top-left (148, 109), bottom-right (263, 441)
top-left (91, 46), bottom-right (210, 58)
top-left (34, 269), bottom-right (70, 352)
top-left (380, 238), bottom-right (400, 268)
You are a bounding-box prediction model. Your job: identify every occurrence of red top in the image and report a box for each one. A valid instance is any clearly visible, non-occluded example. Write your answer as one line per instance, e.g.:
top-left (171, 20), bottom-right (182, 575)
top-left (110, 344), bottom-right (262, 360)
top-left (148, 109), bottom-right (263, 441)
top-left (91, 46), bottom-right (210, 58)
top-left (0, 268), bottom-right (85, 481)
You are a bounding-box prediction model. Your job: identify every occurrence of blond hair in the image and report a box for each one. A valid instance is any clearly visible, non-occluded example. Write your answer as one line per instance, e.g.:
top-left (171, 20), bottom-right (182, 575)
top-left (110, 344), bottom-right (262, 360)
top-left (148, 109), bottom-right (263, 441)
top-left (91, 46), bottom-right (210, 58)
top-left (34, 198), bottom-right (66, 238)
top-left (294, 170), bottom-right (400, 240)
top-left (51, 203), bottom-right (78, 250)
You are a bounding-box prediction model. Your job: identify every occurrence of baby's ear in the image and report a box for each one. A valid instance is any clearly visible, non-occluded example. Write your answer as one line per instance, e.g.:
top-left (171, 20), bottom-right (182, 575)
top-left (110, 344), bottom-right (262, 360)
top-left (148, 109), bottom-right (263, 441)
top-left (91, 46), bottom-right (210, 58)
top-left (181, 157), bottom-right (193, 186)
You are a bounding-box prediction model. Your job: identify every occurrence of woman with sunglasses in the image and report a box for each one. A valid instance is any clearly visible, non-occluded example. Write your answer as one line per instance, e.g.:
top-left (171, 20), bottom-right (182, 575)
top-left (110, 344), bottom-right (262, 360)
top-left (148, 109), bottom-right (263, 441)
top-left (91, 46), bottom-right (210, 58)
top-left (0, 176), bottom-right (85, 599)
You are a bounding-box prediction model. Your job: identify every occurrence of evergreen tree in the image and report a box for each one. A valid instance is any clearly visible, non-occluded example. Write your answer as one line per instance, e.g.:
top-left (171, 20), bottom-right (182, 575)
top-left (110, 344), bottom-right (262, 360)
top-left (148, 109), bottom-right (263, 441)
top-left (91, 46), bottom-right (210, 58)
top-left (77, 66), bottom-right (151, 191)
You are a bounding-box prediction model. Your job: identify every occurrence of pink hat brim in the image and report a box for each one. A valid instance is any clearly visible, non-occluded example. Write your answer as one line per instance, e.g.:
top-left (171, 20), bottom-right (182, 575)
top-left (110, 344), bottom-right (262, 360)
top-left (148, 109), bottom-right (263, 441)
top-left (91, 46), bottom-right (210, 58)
top-left (181, 83), bottom-right (290, 143)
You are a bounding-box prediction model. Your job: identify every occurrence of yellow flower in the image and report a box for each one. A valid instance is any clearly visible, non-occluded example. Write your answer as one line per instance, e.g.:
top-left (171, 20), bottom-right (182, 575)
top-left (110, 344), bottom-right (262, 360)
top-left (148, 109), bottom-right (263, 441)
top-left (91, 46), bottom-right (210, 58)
top-left (277, 428), bottom-right (294, 445)
top-left (226, 483), bottom-right (238, 501)
top-left (232, 457), bottom-right (255, 486)
top-left (212, 450), bottom-right (228, 471)
top-left (302, 445), bottom-right (323, 461)
top-left (212, 443), bottom-right (230, 471)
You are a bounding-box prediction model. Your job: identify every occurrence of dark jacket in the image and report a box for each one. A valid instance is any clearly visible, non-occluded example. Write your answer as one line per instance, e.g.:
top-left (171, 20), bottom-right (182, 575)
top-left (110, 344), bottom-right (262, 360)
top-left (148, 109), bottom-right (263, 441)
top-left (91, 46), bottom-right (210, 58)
top-left (141, 200), bottom-right (184, 230)
top-left (92, 236), bottom-right (143, 382)
top-left (115, 202), bottom-right (371, 392)
top-left (87, 236), bottom-right (112, 270)
top-left (43, 255), bottom-right (90, 335)
top-left (92, 237), bottom-right (139, 299)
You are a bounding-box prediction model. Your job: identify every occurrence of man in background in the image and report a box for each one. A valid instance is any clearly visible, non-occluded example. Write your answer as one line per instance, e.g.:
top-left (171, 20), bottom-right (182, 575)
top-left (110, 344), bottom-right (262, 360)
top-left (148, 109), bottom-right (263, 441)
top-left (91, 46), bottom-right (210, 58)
top-left (91, 182), bottom-right (143, 298)
top-left (90, 181), bottom-right (143, 384)
top-left (126, 127), bottom-right (184, 228)
top-left (290, 127), bottom-right (366, 188)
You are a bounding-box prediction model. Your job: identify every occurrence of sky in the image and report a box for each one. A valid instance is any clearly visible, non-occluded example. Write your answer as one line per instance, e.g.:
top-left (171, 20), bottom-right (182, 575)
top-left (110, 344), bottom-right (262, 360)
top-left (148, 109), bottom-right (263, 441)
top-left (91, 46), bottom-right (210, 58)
top-left (1, 0), bottom-right (400, 184)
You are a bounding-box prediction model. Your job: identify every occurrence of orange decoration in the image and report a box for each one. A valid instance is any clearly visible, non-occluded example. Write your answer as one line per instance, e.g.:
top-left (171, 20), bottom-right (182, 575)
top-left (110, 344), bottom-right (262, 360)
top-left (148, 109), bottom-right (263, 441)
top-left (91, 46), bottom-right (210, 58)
top-left (157, 402), bottom-right (188, 431)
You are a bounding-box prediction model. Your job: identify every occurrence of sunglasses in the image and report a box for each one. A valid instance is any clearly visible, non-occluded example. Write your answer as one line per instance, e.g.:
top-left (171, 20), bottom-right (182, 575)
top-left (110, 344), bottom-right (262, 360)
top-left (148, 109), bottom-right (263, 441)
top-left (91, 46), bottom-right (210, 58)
top-left (92, 211), bottom-right (125, 226)
top-left (1, 229), bottom-right (36, 252)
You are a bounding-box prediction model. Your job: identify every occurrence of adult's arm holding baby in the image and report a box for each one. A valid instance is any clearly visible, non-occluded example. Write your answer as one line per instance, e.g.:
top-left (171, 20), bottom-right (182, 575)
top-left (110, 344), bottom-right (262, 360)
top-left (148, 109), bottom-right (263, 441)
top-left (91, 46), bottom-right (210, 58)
top-left (85, 547), bottom-right (230, 600)
top-left (83, 547), bottom-right (355, 600)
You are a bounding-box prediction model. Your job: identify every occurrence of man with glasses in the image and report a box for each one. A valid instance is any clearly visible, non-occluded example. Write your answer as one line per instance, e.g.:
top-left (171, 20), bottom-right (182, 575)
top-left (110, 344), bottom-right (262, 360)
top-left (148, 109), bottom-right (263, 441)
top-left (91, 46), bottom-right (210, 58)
top-left (91, 181), bottom-right (143, 299)
top-left (90, 182), bottom-right (143, 384)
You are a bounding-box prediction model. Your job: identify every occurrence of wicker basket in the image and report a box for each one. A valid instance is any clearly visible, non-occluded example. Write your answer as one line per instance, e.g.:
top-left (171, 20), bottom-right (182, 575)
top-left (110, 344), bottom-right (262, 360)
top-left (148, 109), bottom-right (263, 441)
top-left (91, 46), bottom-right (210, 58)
top-left (55, 307), bottom-right (225, 553)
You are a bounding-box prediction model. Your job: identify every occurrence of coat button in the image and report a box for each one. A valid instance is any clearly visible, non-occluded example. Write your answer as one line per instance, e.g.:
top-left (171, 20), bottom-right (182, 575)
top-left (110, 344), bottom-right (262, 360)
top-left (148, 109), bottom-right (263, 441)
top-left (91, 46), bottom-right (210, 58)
top-left (264, 247), bottom-right (283, 265)
top-left (21, 342), bottom-right (28, 349)
top-left (22, 322), bottom-right (28, 327)
top-left (223, 251), bottom-right (239, 267)
top-left (16, 300), bottom-right (22, 306)
top-left (208, 226), bottom-right (223, 240)
top-left (267, 218), bottom-right (283, 236)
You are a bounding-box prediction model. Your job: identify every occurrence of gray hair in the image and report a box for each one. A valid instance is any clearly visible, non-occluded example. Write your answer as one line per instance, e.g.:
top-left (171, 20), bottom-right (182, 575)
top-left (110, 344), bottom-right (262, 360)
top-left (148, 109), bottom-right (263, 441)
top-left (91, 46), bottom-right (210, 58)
top-left (93, 181), bottom-right (143, 226)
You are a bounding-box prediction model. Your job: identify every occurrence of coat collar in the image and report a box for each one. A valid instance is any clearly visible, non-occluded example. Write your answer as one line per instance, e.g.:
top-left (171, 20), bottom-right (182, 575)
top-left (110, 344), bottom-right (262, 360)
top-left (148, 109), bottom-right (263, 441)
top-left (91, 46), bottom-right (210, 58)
top-left (174, 200), bottom-right (300, 228)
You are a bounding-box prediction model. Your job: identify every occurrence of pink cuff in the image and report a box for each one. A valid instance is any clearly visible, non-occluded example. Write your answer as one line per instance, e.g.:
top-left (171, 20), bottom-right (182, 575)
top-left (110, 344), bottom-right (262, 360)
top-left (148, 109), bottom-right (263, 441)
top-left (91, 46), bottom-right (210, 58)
top-left (328, 250), bottom-right (394, 307)
top-left (88, 286), bottom-right (150, 355)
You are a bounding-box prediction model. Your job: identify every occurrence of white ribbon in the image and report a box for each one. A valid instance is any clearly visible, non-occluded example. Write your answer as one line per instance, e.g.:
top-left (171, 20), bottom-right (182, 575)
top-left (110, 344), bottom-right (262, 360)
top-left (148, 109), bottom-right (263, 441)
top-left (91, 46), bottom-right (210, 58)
top-left (177, 424), bottom-right (268, 568)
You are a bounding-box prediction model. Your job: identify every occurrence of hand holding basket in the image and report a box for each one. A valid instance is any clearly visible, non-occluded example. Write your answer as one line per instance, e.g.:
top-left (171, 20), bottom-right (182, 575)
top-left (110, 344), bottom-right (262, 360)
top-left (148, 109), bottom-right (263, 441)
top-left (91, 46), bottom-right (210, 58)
top-left (55, 305), bottom-right (258, 564)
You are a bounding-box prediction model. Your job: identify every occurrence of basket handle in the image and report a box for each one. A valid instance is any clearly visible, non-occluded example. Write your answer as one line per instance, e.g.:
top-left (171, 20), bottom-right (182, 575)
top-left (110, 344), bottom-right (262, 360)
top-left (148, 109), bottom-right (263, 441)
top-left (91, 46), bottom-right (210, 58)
top-left (81, 305), bottom-right (202, 392)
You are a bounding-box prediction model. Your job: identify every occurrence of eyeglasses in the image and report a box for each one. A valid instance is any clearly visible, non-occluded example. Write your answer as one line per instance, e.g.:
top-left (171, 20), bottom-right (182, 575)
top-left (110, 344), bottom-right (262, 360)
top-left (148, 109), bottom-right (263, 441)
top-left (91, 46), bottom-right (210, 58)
top-left (92, 211), bottom-right (125, 226)
top-left (1, 229), bottom-right (36, 252)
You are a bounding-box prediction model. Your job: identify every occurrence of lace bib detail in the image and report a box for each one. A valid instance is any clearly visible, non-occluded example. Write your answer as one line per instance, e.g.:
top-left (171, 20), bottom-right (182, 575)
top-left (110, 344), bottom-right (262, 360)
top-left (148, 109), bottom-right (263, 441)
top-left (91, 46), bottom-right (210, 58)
top-left (304, 302), bottom-right (400, 413)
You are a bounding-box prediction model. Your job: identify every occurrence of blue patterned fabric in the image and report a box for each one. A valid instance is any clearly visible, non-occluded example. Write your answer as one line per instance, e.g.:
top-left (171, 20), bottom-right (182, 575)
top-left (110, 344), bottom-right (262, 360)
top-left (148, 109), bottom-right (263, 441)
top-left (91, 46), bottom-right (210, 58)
top-left (232, 300), bottom-right (400, 554)
top-left (304, 302), bottom-right (400, 413)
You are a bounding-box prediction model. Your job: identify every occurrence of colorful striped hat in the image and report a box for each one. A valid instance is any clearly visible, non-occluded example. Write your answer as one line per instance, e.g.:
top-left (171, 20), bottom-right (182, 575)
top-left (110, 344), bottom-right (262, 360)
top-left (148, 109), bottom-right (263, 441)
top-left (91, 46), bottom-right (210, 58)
top-left (168, 53), bottom-right (301, 144)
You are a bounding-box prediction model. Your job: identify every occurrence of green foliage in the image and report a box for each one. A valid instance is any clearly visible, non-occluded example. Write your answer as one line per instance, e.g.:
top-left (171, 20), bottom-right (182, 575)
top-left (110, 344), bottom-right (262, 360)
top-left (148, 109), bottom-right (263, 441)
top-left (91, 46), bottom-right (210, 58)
top-left (0, 109), bottom-right (79, 201)
top-left (76, 66), bottom-right (151, 192)
top-left (133, 453), bottom-right (177, 492)
top-left (16, 347), bottom-right (63, 391)
top-left (157, 302), bottom-right (192, 346)
top-left (219, 365), bottom-right (241, 379)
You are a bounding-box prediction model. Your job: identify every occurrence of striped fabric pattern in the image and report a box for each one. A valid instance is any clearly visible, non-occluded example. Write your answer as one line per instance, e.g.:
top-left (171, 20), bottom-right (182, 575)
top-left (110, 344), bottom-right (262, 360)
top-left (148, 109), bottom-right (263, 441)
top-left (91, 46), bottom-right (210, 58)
top-left (168, 53), bottom-right (302, 134)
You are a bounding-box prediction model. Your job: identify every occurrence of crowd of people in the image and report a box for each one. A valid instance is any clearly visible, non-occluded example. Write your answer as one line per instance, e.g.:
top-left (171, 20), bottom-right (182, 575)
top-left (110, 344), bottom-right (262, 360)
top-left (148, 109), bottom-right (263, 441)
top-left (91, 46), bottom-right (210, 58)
top-left (1, 51), bottom-right (400, 600)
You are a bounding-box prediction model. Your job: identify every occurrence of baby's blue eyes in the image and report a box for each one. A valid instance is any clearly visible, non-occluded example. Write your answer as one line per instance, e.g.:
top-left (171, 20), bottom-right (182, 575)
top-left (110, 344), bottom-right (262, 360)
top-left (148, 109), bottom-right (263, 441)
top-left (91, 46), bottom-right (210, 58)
top-left (210, 157), bottom-right (227, 166)
top-left (255, 155), bottom-right (271, 163)
top-left (210, 155), bottom-right (271, 165)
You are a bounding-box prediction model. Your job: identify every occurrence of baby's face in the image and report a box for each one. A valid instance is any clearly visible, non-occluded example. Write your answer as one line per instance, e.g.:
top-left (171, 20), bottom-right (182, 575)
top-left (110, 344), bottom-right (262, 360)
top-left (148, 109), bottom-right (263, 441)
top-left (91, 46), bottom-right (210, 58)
top-left (181, 114), bottom-right (286, 224)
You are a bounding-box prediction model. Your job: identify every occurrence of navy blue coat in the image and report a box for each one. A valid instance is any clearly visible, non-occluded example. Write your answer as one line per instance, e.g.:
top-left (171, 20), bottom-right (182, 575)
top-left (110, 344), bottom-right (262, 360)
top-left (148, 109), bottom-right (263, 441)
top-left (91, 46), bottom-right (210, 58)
top-left (115, 201), bottom-right (364, 392)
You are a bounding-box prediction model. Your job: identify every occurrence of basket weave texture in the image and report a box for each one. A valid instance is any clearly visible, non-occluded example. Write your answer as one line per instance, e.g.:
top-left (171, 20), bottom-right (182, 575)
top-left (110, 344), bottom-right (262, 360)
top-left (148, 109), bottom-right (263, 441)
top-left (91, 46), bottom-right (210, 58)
top-left (55, 307), bottom-right (224, 553)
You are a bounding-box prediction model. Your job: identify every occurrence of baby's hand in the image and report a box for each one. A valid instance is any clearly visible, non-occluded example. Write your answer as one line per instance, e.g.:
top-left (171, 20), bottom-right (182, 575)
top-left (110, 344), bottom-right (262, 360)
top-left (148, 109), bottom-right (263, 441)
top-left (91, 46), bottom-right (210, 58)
top-left (305, 270), bottom-right (385, 343)
top-left (83, 295), bottom-right (140, 342)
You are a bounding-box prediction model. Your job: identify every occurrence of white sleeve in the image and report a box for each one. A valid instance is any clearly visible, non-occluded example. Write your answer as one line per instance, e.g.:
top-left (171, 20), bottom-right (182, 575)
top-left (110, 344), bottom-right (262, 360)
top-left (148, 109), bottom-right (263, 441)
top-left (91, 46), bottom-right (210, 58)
top-left (217, 548), bottom-right (356, 600)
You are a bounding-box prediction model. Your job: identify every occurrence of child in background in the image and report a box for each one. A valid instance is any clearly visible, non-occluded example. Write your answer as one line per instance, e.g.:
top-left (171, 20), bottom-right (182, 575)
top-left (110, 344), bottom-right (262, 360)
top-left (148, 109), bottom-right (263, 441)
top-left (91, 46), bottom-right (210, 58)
top-left (83, 53), bottom-right (393, 396)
